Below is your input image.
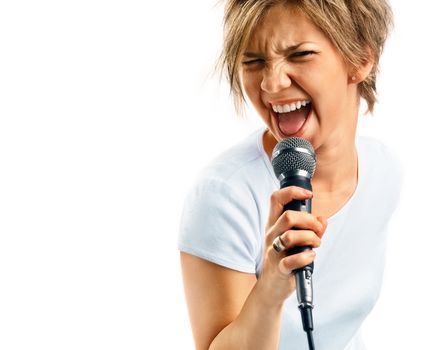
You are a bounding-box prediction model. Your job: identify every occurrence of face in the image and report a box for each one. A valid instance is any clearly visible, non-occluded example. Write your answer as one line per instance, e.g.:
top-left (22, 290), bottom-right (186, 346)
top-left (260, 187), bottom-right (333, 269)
top-left (241, 3), bottom-right (359, 151)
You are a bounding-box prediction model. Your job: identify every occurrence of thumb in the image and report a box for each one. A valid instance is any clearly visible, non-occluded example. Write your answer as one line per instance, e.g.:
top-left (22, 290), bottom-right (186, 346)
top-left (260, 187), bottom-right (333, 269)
top-left (316, 216), bottom-right (328, 238)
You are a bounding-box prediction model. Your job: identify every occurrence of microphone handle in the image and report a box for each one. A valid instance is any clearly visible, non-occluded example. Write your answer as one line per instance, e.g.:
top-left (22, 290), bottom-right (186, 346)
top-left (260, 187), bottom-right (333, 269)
top-left (280, 176), bottom-right (314, 331)
top-left (283, 198), bottom-right (314, 272)
top-left (280, 175), bottom-right (313, 272)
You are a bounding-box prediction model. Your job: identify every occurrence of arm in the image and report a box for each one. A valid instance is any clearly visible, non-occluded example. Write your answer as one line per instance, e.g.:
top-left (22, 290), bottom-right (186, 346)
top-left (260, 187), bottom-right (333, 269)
top-left (181, 253), bottom-right (283, 350)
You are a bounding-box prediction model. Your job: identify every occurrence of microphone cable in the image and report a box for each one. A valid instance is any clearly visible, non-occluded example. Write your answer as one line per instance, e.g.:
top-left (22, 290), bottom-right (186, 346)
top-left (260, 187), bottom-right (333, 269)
top-left (306, 329), bottom-right (315, 350)
top-left (299, 304), bottom-right (315, 350)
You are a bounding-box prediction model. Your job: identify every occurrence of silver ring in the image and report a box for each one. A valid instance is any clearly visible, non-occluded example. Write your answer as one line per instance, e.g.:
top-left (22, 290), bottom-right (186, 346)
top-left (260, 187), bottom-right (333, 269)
top-left (272, 236), bottom-right (286, 253)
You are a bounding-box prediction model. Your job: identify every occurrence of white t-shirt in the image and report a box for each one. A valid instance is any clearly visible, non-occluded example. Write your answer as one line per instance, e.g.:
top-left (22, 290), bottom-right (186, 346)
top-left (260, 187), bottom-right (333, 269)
top-left (178, 128), bottom-right (402, 350)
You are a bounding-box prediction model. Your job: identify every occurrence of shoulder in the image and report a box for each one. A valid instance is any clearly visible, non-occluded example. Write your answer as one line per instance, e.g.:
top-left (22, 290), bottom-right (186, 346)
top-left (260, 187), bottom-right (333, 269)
top-left (357, 136), bottom-right (403, 211)
top-left (180, 127), bottom-right (273, 226)
top-left (357, 136), bottom-right (402, 178)
top-left (191, 128), bottom-right (276, 200)
top-left (199, 128), bottom-right (269, 185)
top-left (357, 136), bottom-right (399, 160)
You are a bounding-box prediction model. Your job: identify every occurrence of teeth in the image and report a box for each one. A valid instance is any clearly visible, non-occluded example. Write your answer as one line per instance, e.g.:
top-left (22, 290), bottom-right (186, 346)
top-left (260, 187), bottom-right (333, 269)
top-left (271, 100), bottom-right (310, 114)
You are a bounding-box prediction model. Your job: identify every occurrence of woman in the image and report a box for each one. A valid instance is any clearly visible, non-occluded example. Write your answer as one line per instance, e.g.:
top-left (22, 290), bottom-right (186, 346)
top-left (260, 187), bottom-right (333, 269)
top-left (178, 0), bottom-right (401, 349)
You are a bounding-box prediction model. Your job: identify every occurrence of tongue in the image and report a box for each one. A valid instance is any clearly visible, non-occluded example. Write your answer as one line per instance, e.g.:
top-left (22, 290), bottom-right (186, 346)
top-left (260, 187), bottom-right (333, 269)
top-left (278, 108), bottom-right (308, 136)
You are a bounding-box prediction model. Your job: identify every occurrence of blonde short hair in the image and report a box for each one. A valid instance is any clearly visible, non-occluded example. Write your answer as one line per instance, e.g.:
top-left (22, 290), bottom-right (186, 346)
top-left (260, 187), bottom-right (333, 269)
top-left (219, 0), bottom-right (393, 113)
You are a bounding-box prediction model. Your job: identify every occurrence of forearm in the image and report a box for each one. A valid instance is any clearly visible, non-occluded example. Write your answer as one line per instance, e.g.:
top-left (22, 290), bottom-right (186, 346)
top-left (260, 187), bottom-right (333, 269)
top-left (209, 279), bottom-right (284, 350)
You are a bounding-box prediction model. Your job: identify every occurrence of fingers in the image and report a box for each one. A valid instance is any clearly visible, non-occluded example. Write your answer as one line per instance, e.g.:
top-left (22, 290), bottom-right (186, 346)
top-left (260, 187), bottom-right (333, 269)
top-left (279, 250), bottom-right (316, 275)
top-left (266, 210), bottom-right (325, 245)
top-left (317, 216), bottom-right (328, 237)
top-left (267, 186), bottom-right (312, 229)
top-left (278, 229), bottom-right (321, 251)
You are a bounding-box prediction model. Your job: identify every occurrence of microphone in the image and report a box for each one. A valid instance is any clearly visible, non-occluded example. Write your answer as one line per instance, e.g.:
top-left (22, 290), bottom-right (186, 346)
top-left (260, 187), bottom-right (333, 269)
top-left (271, 137), bottom-right (316, 347)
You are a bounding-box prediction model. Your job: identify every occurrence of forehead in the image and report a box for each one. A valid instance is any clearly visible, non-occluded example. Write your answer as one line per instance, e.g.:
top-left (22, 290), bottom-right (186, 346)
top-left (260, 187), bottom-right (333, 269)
top-left (246, 3), bottom-right (327, 52)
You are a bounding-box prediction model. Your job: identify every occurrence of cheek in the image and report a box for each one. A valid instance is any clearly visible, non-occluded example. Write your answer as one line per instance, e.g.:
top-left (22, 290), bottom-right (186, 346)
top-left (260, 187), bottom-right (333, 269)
top-left (242, 72), bottom-right (262, 104)
top-left (323, 78), bottom-right (349, 114)
top-left (310, 70), bottom-right (349, 114)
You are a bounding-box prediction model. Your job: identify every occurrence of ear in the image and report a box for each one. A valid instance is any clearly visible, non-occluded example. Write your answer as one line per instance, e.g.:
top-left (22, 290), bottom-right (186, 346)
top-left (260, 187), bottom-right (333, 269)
top-left (348, 46), bottom-right (375, 84)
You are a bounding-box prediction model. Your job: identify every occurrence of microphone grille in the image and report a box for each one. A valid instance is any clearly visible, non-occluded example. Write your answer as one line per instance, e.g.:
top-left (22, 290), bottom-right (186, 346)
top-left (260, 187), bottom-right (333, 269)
top-left (271, 137), bottom-right (316, 179)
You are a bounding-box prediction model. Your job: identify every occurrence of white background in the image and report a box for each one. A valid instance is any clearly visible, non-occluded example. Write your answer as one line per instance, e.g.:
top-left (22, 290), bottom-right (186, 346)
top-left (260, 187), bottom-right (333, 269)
top-left (0, 1), bottom-right (429, 349)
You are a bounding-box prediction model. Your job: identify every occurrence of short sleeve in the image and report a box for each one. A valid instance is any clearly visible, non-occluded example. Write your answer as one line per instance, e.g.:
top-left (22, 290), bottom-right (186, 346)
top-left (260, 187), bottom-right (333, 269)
top-left (178, 177), bottom-right (260, 274)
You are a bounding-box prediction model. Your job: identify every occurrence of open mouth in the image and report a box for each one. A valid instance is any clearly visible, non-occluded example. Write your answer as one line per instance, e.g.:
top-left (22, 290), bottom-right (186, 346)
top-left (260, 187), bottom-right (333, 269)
top-left (272, 100), bottom-right (312, 136)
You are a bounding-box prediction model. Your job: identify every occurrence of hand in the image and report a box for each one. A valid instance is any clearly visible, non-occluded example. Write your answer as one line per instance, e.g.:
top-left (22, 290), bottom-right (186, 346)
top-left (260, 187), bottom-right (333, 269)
top-left (258, 186), bottom-right (327, 306)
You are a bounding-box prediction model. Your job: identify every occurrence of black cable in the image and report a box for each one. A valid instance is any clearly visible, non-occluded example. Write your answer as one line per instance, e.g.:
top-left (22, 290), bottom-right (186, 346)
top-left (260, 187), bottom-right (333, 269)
top-left (299, 306), bottom-right (315, 350)
top-left (306, 330), bottom-right (315, 350)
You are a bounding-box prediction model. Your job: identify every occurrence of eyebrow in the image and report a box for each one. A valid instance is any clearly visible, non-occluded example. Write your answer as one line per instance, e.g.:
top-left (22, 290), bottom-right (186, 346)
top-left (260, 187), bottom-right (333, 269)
top-left (243, 42), bottom-right (312, 57)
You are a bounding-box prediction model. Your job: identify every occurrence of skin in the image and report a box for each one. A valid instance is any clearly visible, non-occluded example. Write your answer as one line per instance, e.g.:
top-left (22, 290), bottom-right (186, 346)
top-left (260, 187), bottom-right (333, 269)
top-left (181, 3), bottom-right (374, 349)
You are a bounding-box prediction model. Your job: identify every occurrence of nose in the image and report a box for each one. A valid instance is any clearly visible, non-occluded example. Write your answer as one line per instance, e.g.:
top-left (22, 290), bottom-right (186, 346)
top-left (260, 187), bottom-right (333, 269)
top-left (260, 63), bottom-right (292, 94)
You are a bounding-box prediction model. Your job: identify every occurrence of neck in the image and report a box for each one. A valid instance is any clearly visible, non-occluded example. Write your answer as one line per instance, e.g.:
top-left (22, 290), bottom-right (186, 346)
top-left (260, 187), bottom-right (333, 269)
top-left (312, 139), bottom-right (357, 193)
top-left (263, 129), bottom-right (358, 194)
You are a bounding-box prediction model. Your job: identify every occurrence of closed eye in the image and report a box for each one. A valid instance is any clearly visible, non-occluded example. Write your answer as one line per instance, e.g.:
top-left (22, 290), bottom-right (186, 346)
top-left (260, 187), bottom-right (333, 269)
top-left (289, 50), bottom-right (315, 59)
top-left (242, 58), bottom-right (265, 65)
